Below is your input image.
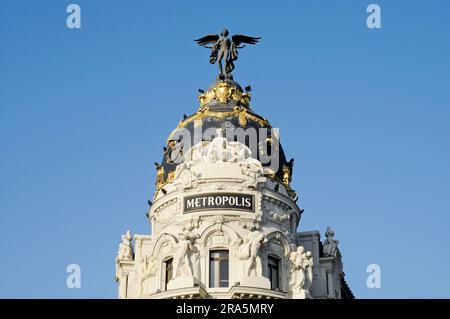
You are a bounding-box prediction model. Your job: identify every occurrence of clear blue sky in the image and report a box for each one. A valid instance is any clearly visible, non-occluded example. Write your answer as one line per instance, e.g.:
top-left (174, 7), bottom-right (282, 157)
top-left (1, 0), bottom-right (449, 298)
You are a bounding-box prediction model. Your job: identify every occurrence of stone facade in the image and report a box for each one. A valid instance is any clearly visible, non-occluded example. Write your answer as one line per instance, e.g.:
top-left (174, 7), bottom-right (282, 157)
top-left (115, 125), bottom-right (353, 299)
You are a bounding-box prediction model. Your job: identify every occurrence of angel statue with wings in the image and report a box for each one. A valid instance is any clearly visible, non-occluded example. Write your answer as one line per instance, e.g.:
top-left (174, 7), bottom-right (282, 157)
top-left (195, 29), bottom-right (260, 79)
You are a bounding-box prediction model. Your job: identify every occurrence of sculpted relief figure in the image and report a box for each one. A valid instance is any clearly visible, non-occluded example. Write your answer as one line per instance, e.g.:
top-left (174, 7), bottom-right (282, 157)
top-left (240, 157), bottom-right (263, 189)
top-left (172, 231), bottom-right (201, 280)
top-left (191, 144), bottom-right (204, 163)
top-left (182, 131), bottom-right (255, 172)
top-left (175, 161), bottom-right (197, 189)
top-left (116, 230), bottom-right (133, 260)
top-left (138, 255), bottom-right (158, 296)
top-left (238, 231), bottom-right (267, 277)
top-left (323, 226), bottom-right (339, 257)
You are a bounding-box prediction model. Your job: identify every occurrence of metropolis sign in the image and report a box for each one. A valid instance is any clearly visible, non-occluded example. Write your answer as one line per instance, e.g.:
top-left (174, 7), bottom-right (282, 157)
top-left (183, 193), bottom-right (255, 213)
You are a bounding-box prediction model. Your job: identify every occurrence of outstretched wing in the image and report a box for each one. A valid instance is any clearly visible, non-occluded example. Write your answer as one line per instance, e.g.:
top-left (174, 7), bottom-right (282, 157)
top-left (232, 34), bottom-right (261, 47)
top-left (194, 34), bottom-right (219, 47)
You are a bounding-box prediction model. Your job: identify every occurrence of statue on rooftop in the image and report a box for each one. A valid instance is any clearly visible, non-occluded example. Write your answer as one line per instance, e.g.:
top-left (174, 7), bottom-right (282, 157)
top-left (323, 226), bottom-right (340, 257)
top-left (195, 29), bottom-right (260, 79)
top-left (117, 230), bottom-right (133, 260)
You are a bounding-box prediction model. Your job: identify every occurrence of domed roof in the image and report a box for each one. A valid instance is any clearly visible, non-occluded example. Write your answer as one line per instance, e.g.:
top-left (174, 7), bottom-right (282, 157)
top-left (154, 78), bottom-right (294, 197)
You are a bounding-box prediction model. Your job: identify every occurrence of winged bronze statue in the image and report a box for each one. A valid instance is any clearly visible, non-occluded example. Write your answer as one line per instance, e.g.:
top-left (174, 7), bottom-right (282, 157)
top-left (195, 29), bottom-right (260, 79)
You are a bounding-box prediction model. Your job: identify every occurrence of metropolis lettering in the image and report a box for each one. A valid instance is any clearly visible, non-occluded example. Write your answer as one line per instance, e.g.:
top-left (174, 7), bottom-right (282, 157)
top-left (184, 193), bottom-right (254, 213)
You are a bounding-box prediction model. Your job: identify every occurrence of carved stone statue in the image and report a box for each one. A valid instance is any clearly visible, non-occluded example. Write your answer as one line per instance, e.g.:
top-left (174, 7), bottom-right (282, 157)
top-left (238, 231), bottom-right (267, 277)
top-left (229, 141), bottom-right (247, 163)
top-left (304, 251), bottom-right (314, 295)
top-left (323, 226), bottom-right (339, 257)
top-left (289, 247), bottom-right (314, 298)
top-left (117, 230), bottom-right (133, 260)
top-left (172, 231), bottom-right (201, 280)
top-left (289, 246), bottom-right (306, 296)
top-left (195, 29), bottom-right (260, 79)
top-left (207, 129), bottom-right (228, 162)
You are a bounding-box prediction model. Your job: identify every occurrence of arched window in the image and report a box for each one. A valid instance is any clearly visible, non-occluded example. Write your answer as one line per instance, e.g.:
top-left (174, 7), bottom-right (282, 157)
top-left (209, 250), bottom-right (229, 288)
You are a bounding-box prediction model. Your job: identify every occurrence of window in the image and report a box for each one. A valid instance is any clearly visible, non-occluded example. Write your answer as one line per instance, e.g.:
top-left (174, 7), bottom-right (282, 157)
top-left (268, 256), bottom-right (280, 290)
top-left (164, 258), bottom-right (173, 291)
top-left (209, 250), bottom-right (229, 288)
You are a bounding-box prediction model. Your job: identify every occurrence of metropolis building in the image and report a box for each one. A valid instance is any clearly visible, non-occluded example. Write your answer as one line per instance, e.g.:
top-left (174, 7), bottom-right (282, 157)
top-left (114, 31), bottom-right (353, 299)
